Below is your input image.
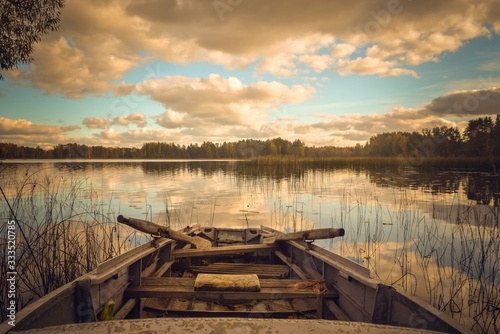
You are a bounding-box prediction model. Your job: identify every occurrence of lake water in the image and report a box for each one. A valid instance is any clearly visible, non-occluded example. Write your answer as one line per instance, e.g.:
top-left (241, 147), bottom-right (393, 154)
top-left (1, 160), bottom-right (499, 332)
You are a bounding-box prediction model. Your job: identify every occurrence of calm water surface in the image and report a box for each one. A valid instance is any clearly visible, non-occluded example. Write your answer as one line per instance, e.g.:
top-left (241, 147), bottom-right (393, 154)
top-left (1, 159), bottom-right (499, 332)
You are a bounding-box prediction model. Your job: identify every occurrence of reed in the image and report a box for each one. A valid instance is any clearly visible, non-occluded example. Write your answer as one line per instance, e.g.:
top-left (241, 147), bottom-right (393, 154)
top-left (0, 167), bottom-right (141, 320)
top-left (1, 161), bottom-right (498, 333)
top-left (246, 155), bottom-right (500, 171)
top-left (257, 157), bottom-right (498, 334)
top-left (268, 184), bottom-right (499, 333)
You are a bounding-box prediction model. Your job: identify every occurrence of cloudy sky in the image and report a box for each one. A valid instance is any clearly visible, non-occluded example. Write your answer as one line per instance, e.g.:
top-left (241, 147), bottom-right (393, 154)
top-left (1, 0), bottom-right (500, 148)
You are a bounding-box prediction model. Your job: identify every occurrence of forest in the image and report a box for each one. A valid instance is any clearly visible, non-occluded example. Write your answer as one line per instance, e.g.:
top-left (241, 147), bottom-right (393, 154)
top-left (1, 115), bottom-right (499, 160)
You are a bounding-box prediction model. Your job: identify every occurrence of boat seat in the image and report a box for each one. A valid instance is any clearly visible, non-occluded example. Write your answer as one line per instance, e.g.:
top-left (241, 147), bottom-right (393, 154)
top-left (194, 274), bottom-right (261, 292)
top-left (190, 263), bottom-right (289, 278)
top-left (125, 277), bottom-right (338, 301)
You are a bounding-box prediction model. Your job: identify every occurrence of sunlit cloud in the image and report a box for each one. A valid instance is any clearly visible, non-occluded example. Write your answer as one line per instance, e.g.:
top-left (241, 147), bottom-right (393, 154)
top-left (2, 0), bottom-right (500, 150)
top-left (299, 87), bottom-right (500, 146)
top-left (113, 112), bottom-right (148, 128)
top-left (83, 117), bottom-right (112, 129)
top-left (0, 117), bottom-right (80, 148)
top-left (0, 117), bottom-right (79, 135)
top-left (83, 112), bottom-right (148, 130)
top-left (336, 56), bottom-right (419, 78)
top-left (137, 74), bottom-right (315, 129)
top-left (3, 84), bottom-right (499, 149)
top-left (5, 0), bottom-right (498, 97)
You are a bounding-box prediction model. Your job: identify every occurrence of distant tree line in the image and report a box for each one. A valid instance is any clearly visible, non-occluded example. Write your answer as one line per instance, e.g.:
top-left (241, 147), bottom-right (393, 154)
top-left (1, 115), bottom-right (499, 159)
top-left (364, 115), bottom-right (500, 157)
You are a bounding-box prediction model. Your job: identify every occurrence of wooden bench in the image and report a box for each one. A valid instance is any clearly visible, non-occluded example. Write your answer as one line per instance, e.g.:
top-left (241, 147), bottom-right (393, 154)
top-left (194, 274), bottom-right (261, 292)
top-left (190, 263), bottom-right (289, 279)
top-left (125, 277), bottom-right (338, 301)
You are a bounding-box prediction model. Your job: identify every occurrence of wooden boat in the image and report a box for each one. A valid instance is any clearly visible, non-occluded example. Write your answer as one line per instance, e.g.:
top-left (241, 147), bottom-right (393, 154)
top-left (1, 216), bottom-right (471, 333)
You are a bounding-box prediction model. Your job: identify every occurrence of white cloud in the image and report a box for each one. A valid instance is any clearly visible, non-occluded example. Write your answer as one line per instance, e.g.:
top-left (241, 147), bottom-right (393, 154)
top-left (3, 85), bottom-right (499, 148)
top-left (83, 112), bottom-right (148, 129)
top-left (7, 0), bottom-right (497, 97)
top-left (82, 86), bottom-right (498, 147)
top-left (299, 54), bottom-right (334, 72)
top-left (114, 112), bottom-right (148, 128)
top-left (83, 117), bottom-right (112, 129)
top-left (154, 110), bottom-right (187, 129)
top-left (137, 74), bottom-right (315, 129)
top-left (256, 34), bottom-right (335, 76)
top-left (336, 57), bottom-right (419, 78)
top-left (293, 86), bottom-right (500, 146)
top-left (8, 35), bottom-right (137, 98)
top-left (3, 0), bottom-right (500, 149)
top-left (0, 117), bottom-right (80, 148)
top-left (0, 117), bottom-right (79, 135)
top-left (332, 43), bottom-right (356, 58)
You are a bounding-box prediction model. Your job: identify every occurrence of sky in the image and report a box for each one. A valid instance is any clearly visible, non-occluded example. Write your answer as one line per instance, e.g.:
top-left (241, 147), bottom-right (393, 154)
top-left (1, 0), bottom-right (500, 149)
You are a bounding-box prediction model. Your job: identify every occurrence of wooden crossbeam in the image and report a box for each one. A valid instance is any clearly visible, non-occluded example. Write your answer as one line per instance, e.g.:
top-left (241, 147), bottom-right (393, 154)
top-left (194, 274), bottom-right (260, 292)
top-left (113, 299), bottom-right (138, 320)
top-left (125, 285), bottom-right (337, 301)
top-left (141, 277), bottom-right (304, 288)
top-left (172, 244), bottom-right (277, 258)
top-left (143, 308), bottom-right (317, 318)
top-left (325, 300), bottom-right (351, 321)
top-left (152, 260), bottom-right (174, 278)
top-left (274, 250), bottom-right (314, 280)
top-left (190, 263), bottom-right (289, 278)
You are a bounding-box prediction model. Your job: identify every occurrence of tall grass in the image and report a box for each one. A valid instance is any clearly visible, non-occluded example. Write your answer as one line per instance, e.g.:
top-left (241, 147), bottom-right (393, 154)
top-left (0, 167), bottom-right (142, 321)
top-left (259, 166), bottom-right (500, 333)
top-left (247, 155), bottom-right (500, 171)
top-left (270, 185), bottom-right (499, 333)
top-left (1, 161), bottom-right (498, 333)
top-left (416, 202), bottom-right (500, 333)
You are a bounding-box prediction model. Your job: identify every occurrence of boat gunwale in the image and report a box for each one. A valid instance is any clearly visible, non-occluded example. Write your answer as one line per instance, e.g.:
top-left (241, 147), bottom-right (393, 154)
top-left (0, 237), bottom-right (176, 333)
top-left (0, 225), bottom-right (474, 334)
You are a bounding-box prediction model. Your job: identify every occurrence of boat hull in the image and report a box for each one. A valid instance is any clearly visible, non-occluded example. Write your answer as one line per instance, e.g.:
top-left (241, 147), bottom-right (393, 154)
top-left (16, 318), bottom-right (444, 334)
top-left (0, 225), bottom-right (471, 334)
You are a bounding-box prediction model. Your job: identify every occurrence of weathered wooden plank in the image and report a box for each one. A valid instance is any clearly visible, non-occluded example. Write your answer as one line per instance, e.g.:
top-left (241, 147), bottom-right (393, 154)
top-left (260, 279), bottom-right (303, 288)
top-left (262, 228), bottom-right (345, 244)
top-left (141, 277), bottom-right (306, 289)
top-left (286, 240), bottom-right (378, 288)
top-left (117, 215), bottom-right (212, 249)
top-left (0, 278), bottom-right (86, 333)
top-left (113, 299), bottom-right (138, 320)
top-left (74, 281), bottom-right (97, 323)
top-left (190, 270), bottom-right (285, 279)
top-left (206, 263), bottom-right (288, 269)
top-left (274, 250), bottom-right (316, 280)
top-left (194, 274), bottom-right (260, 292)
top-left (173, 244), bottom-right (277, 258)
top-left (142, 277), bottom-right (194, 287)
top-left (325, 299), bottom-right (350, 321)
top-left (152, 260), bottom-right (174, 278)
top-left (192, 267), bottom-right (286, 271)
top-left (140, 255), bottom-right (160, 278)
top-left (199, 263), bottom-right (287, 271)
top-left (143, 308), bottom-right (317, 318)
top-left (91, 238), bottom-right (172, 283)
top-left (193, 263), bottom-right (288, 272)
top-left (190, 263), bottom-right (289, 278)
top-left (262, 225), bottom-right (375, 286)
top-left (22, 317), bottom-right (456, 334)
top-left (125, 286), bottom-right (338, 300)
top-left (290, 298), bottom-right (316, 313)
